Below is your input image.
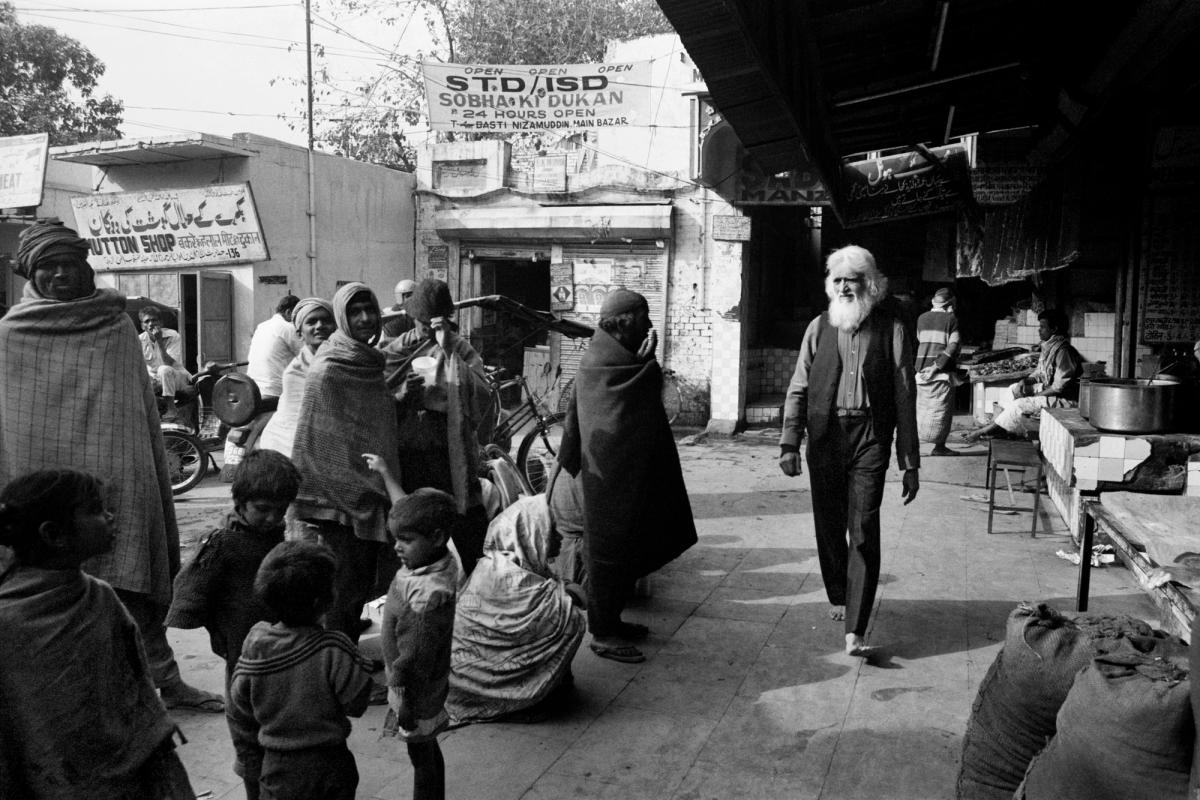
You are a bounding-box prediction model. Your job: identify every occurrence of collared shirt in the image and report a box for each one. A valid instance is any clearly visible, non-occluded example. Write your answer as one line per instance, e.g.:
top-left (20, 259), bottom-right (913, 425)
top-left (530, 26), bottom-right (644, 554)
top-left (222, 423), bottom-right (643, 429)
top-left (139, 327), bottom-right (183, 370)
top-left (781, 312), bottom-right (920, 470)
top-left (247, 313), bottom-right (302, 397)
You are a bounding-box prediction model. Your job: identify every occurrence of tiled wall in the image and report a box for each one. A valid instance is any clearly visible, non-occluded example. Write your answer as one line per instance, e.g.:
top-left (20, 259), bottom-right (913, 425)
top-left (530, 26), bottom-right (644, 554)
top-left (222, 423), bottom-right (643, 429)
top-left (748, 347), bottom-right (800, 396)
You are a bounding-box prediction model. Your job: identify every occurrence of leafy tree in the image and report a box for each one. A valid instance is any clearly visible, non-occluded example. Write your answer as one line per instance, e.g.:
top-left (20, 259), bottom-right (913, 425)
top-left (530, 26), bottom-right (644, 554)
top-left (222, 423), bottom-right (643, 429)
top-left (0, 2), bottom-right (123, 145)
top-left (302, 0), bottom-right (672, 170)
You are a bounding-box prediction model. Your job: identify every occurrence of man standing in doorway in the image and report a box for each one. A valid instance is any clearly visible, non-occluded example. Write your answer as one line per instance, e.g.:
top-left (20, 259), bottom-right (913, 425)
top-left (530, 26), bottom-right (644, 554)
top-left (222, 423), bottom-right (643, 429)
top-left (779, 245), bottom-right (920, 657)
top-left (560, 288), bottom-right (697, 664)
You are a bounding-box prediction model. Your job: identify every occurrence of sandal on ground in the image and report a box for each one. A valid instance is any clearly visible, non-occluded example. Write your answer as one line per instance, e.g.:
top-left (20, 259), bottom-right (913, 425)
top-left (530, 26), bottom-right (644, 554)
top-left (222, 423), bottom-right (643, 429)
top-left (617, 621), bottom-right (650, 640)
top-left (929, 447), bottom-right (959, 457)
top-left (161, 683), bottom-right (225, 713)
top-left (589, 642), bottom-right (646, 663)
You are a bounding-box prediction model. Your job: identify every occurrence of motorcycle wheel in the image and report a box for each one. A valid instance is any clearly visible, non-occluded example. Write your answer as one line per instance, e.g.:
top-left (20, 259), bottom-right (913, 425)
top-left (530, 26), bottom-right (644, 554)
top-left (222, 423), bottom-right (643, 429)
top-left (162, 429), bottom-right (208, 495)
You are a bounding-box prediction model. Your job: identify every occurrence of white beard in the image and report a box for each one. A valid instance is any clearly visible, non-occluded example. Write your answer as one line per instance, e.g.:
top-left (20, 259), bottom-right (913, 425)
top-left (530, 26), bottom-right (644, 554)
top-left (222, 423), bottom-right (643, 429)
top-left (828, 293), bottom-right (876, 332)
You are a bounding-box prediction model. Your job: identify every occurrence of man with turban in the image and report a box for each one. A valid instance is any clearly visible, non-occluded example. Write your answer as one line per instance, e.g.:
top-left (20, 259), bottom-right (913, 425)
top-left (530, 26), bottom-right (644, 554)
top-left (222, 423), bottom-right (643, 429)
top-left (383, 278), bottom-right (492, 574)
top-left (0, 218), bottom-right (223, 711)
top-left (380, 278), bottom-right (417, 346)
top-left (914, 288), bottom-right (963, 456)
top-left (559, 288), bottom-right (697, 664)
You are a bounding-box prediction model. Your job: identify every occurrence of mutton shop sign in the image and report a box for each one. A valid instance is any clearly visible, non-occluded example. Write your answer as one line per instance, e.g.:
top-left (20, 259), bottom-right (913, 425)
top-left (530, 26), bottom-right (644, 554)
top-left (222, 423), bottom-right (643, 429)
top-left (423, 61), bottom-right (651, 133)
top-left (70, 182), bottom-right (269, 270)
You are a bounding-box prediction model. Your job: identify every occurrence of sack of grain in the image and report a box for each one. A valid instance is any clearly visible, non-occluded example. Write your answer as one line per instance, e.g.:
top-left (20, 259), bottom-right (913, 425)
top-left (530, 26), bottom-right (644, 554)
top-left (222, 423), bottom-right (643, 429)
top-left (956, 603), bottom-right (1157, 800)
top-left (1018, 637), bottom-right (1191, 800)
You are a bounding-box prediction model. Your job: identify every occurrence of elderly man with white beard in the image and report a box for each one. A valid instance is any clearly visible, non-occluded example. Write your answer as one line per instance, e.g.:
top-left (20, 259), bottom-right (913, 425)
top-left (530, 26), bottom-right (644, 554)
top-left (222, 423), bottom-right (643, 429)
top-left (779, 245), bottom-right (919, 657)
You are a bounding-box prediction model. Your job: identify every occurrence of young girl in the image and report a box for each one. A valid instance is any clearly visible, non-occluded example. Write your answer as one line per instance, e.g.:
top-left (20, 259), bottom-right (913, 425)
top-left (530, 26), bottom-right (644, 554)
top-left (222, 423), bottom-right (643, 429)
top-left (0, 469), bottom-right (195, 800)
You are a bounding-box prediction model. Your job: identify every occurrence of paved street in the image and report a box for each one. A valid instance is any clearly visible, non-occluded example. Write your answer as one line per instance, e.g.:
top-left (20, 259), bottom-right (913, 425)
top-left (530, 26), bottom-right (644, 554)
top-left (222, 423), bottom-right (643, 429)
top-left (168, 432), bottom-right (1157, 800)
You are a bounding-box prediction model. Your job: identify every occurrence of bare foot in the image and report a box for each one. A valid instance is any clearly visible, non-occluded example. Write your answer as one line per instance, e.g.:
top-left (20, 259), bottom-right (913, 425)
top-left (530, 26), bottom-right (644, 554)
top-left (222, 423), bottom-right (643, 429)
top-left (845, 633), bottom-right (874, 657)
top-left (828, 605), bottom-right (845, 621)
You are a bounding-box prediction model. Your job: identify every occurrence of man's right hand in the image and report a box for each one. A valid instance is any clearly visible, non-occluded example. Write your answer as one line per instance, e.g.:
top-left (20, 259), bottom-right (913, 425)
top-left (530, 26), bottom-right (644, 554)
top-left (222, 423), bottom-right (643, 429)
top-left (402, 371), bottom-right (425, 403)
top-left (779, 452), bottom-right (803, 477)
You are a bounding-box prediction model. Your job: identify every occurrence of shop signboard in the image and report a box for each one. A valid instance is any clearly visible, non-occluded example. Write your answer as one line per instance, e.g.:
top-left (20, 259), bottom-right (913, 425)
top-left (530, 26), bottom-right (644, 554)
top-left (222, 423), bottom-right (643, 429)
top-left (842, 145), bottom-right (968, 227)
top-left (0, 133), bottom-right (49, 209)
top-left (423, 61), bottom-right (651, 134)
top-left (70, 182), bottom-right (269, 270)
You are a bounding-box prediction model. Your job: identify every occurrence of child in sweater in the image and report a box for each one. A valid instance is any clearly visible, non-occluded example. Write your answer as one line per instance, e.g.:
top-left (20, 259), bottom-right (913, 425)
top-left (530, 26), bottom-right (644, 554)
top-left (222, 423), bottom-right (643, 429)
top-left (166, 449), bottom-right (302, 687)
top-left (381, 488), bottom-right (460, 800)
top-left (226, 540), bottom-right (374, 800)
top-left (0, 469), bottom-right (195, 799)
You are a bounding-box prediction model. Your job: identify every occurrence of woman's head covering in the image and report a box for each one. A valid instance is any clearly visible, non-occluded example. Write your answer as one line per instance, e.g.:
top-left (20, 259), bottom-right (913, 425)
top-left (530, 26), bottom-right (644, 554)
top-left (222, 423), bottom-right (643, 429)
top-left (331, 282), bottom-right (380, 344)
top-left (291, 297), bottom-right (335, 334)
top-left (484, 495), bottom-right (556, 578)
top-left (15, 218), bottom-right (91, 279)
top-left (406, 278), bottom-right (455, 324)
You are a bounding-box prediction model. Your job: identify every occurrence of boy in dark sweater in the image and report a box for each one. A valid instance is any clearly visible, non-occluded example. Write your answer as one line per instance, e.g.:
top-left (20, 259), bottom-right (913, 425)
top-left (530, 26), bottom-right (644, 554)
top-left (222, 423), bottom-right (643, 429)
top-left (166, 449), bottom-right (301, 686)
top-left (227, 540), bottom-right (374, 800)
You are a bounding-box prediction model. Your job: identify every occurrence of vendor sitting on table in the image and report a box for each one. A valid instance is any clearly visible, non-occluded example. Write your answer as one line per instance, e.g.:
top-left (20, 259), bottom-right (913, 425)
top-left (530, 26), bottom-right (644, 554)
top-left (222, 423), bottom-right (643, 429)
top-left (962, 309), bottom-right (1083, 442)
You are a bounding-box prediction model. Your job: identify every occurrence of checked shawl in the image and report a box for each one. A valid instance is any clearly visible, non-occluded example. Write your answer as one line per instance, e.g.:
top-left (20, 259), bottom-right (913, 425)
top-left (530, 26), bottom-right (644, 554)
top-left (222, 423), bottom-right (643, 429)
top-left (0, 285), bottom-right (180, 604)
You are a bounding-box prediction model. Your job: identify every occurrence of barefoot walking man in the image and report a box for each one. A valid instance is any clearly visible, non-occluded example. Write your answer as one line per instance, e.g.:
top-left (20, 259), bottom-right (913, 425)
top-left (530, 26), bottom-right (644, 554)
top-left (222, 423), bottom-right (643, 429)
top-left (779, 246), bottom-right (920, 656)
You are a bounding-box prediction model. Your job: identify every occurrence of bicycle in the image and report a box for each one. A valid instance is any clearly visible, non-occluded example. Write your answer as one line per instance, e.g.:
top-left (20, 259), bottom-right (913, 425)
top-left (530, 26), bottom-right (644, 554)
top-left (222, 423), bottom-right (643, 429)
top-left (555, 367), bottom-right (684, 425)
top-left (479, 366), bottom-right (565, 495)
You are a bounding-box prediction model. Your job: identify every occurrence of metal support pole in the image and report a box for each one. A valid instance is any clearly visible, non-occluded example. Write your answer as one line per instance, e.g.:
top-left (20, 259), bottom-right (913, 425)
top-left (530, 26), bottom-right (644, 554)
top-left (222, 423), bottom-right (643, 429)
top-left (305, 0), bottom-right (318, 294)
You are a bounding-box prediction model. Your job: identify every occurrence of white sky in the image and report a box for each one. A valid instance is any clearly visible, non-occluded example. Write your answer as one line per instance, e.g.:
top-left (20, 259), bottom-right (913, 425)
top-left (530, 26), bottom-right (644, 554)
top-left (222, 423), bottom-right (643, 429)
top-left (12, 0), bottom-right (437, 148)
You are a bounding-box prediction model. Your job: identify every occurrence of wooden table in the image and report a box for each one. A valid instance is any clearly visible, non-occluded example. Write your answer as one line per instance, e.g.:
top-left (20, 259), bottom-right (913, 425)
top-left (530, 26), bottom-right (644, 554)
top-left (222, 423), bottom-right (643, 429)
top-left (1078, 493), bottom-right (1200, 640)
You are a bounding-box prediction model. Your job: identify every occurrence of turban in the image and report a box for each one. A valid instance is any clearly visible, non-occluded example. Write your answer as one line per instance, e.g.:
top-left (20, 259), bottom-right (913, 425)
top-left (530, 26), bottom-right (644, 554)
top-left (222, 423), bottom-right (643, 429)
top-left (406, 278), bottom-right (454, 323)
top-left (291, 297), bottom-right (335, 334)
top-left (599, 288), bottom-right (646, 320)
top-left (932, 288), bottom-right (954, 309)
top-left (15, 218), bottom-right (90, 279)
top-left (394, 279), bottom-right (417, 295)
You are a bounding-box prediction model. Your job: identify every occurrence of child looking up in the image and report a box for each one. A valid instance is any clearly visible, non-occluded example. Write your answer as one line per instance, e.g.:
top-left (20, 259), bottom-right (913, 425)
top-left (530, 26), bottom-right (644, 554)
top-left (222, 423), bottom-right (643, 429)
top-left (381, 488), bottom-right (460, 800)
top-left (226, 540), bottom-right (374, 800)
top-left (0, 469), bottom-right (195, 799)
top-left (166, 449), bottom-right (302, 686)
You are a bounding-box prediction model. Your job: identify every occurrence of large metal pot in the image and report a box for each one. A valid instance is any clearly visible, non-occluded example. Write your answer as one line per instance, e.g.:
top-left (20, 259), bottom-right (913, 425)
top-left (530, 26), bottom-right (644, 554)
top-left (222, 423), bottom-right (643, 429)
top-left (1085, 378), bottom-right (1187, 434)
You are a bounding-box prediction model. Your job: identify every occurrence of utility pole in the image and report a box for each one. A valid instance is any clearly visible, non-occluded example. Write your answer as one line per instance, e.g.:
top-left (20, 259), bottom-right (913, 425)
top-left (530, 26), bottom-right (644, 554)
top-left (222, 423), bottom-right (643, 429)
top-left (305, 0), bottom-right (318, 294)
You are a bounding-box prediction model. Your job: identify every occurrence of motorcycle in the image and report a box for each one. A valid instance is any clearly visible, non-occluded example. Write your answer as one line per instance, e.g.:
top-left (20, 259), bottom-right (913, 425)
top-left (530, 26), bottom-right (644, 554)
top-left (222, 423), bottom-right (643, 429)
top-left (159, 361), bottom-right (246, 495)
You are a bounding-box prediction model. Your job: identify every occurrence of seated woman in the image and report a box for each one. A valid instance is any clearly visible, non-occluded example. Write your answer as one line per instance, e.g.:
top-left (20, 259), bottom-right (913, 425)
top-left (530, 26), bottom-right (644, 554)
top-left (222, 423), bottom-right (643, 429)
top-left (446, 495), bottom-right (586, 725)
top-left (962, 309), bottom-right (1083, 442)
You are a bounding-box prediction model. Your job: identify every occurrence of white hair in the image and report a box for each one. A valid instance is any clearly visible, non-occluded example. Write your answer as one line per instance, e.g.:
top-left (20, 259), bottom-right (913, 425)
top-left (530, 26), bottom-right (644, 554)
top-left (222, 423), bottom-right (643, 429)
top-left (824, 245), bottom-right (888, 332)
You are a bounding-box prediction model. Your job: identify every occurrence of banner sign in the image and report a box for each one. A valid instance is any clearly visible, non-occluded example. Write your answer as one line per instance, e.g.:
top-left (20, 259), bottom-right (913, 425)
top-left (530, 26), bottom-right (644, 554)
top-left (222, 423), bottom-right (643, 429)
top-left (842, 145), bottom-right (969, 227)
top-left (0, 133), bottom-right (49, 209)
top-left (423, 61), bottom-right (651, 133)
top-left (70, 182), bottom-right (269, 270)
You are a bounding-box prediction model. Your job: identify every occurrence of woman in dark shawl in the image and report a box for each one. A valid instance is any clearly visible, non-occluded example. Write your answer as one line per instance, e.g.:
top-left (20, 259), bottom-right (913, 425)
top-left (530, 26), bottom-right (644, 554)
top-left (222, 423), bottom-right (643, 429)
top-left (291, 283), bottom-right (400, 640)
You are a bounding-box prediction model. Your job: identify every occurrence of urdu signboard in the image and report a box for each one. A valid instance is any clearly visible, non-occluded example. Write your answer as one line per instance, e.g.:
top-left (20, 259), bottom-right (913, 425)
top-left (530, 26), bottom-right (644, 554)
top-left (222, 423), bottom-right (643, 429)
top-left (70, 182), bottom-right (269, 270)
top-left (423, 61), bottom-right (651, 134)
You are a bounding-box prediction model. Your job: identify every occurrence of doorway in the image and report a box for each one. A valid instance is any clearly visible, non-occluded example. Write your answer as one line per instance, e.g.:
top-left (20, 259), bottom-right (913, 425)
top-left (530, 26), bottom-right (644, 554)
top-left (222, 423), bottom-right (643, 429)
top-left (472, 257), bottom-right (551, 381)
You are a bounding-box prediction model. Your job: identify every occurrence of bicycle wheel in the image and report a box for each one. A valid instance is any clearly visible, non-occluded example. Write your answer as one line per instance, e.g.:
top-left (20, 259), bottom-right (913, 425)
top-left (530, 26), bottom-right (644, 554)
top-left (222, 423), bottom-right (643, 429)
top-left (162, 429), bottom-right (208, 495)
top-left (516, 412), bottom-right (566, 494)
top-left (661, 374), bottom-right (683, 425)
top-left (483, 443), bottom-right (531, 509)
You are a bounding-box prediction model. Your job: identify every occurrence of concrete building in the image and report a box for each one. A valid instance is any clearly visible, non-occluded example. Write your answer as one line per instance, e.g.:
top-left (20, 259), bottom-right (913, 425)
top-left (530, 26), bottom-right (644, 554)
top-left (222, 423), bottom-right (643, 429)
top-left (413, 35), bottom-right (752, 432)
top-left (45, 132), bottom-right (415, 371)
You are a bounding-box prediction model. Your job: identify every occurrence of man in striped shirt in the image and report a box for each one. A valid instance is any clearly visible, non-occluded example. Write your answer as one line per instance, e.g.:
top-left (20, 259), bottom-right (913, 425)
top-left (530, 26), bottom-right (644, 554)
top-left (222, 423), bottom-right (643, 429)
top-left (914, 288), bottom-right (962, 456)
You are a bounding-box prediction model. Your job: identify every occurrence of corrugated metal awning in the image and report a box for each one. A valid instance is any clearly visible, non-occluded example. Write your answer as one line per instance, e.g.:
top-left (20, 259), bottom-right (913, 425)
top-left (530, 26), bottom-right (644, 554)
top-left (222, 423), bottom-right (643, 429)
top-left (51, 134), bottom-right (256, 166)
top-left (434, 204), bottom-right (672, 240)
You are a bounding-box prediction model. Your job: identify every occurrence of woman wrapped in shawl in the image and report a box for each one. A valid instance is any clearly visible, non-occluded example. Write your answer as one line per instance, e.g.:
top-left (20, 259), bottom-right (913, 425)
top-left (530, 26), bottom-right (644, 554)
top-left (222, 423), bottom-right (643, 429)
top-left (0, 218), bottom-right (221, 712)
top-left (290, 283), bottom-right (401, 640)
top-left (257, 297), bottom-right (336, 459)
top-left (383, 278), bottom-right (492, 574)
top-left (446, 494), bottom-right (585, 724)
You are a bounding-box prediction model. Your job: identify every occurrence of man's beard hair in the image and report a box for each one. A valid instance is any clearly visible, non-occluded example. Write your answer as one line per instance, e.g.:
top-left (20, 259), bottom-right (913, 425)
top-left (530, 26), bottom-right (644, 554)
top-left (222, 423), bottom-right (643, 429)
top-left (827, 291), bottom-right (878, 332)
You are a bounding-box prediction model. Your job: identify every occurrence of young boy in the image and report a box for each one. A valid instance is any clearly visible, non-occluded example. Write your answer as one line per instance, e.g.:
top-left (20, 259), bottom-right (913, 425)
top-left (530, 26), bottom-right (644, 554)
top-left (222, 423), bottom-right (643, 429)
top-left (381, 488), bottom-right (460, 800)
top-left (166, 449), bottom-right (301, 686)
top-left (227, 540), bottom-right (374, 800)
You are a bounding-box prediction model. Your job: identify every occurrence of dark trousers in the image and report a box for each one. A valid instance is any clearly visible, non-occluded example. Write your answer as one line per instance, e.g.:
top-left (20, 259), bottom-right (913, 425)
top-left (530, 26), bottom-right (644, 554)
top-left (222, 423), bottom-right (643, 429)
top-left (583, 551), bottom-right (635, 639)
top-left (806, 416), bottom-right (890, 637)
top-left (115, 589), bottom-right (182, 689)
top-left (316, 522), bottom-right (400, 643)
top-left (258, 743), bottom-right (358, 800)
